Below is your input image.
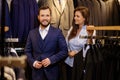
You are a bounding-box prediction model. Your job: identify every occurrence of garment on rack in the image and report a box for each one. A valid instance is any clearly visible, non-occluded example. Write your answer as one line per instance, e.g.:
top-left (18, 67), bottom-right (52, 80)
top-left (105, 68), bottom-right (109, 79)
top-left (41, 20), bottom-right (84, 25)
top-left (43, 0), bottom-right (74, 37)
top-left (75, 0), bottom-right (120, 37)
top-left (4, 66), bottom-right (16, 80)
top-left (10, 0), bottom-right (39, 42)
top-left (3, 46), bottom-right (26, 80)
top-left (4, 0), bottom-right (12, 38)
top-left (37, 0), bottom-right (48, 8)
top-left (0, 0), bottom-right (1, 26)
top-left (72, 41), bottom-right (120, 80)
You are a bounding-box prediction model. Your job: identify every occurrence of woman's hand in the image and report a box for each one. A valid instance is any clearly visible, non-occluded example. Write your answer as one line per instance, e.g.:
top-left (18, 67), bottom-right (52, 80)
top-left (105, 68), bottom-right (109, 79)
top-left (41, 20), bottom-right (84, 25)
top-left (87, 25), bottom-right (94, 36)
top-left (68, 51), bottom-right (77, 57)
top-left (87, 25), bottom-right (95, 44)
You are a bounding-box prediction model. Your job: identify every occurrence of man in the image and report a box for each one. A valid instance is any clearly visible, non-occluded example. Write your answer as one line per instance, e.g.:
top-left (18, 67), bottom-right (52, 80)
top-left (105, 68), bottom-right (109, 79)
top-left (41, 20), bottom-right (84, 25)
top-left (25, 6), bottom-right (68, 80)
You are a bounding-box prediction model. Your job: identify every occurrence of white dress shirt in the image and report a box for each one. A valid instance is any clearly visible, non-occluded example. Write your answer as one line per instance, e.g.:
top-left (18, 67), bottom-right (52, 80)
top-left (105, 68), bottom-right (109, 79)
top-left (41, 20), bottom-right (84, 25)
top-left (39, 25), bottom-right (50, 40)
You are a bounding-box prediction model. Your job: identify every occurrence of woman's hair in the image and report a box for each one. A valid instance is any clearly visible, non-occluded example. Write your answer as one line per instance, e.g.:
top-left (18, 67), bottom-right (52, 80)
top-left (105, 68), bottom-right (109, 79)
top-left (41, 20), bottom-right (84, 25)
top-left (68, 6), bottom-right (90, 40)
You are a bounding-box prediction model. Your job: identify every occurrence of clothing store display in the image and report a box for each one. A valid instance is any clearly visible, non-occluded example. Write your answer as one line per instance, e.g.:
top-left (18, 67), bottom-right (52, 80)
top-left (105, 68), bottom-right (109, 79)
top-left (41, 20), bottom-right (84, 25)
top-left (0, 0), bottom-right (120, 80)
top-left (0, 0), bottom-right (1, 26)
top-left (72, 42), bottom-right (120, 80)
top-left (75, 0), bottom-right (120, 36)
top-left (4, 66), bottom-right (16, 80)
top-left (4, 0), bottom-right (11, 38)
top-left (46, 0), bottom-right (74, 37)
top-left (10, 0), bottom-right (39, 42)
top-left (37, 0), bottom-right (47, 8)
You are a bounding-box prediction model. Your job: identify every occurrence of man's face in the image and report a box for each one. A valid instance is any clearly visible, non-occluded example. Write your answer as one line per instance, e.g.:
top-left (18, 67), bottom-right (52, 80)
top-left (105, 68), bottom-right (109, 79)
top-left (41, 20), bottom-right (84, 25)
top-left (38, 9), bottom-right (51, 27)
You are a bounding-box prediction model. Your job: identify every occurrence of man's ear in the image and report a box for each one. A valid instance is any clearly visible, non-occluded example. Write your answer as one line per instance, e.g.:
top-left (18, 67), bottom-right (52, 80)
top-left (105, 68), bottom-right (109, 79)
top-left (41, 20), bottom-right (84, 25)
top-left (37, 15), bottom-right (40, 20)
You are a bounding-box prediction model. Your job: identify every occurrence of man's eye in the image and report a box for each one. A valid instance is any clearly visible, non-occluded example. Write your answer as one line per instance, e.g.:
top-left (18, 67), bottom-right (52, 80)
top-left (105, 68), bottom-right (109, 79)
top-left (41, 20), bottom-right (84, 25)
top-left (41, 15), bottom-right (44, 17)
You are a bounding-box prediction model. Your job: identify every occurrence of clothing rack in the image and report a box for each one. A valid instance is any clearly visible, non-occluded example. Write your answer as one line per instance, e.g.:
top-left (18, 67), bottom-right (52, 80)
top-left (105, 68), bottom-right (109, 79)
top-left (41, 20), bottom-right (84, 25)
top-left (82, 26), bottom-right (120, 45)
top-left (87, 26), bottom-right (120, 30)
top-left (82, 26), bottom-right (120, 39)
top-left (80, 35), bottom-right (120, 39)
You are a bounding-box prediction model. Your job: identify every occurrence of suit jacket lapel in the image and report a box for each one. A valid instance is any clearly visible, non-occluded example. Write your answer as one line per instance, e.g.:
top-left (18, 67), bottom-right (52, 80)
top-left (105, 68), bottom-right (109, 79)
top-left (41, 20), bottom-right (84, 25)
top-left (36, 28), bottom-right (44, 50)
top-left (53, 0), bottom-right (62, 14)
top-left (61, 0), bottom-right (67, 13)
top-left (42, 26), bottom-right (53, 49)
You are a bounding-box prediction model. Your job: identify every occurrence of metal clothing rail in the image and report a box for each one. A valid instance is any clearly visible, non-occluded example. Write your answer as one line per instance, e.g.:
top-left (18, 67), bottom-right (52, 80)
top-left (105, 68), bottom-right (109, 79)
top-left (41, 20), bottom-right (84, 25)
top-left (80, 36), bottom-right (120, 39)
top-left (84, 26), bottom-right (120, 39)
top-left (81, 26), bottom-right (120, 45)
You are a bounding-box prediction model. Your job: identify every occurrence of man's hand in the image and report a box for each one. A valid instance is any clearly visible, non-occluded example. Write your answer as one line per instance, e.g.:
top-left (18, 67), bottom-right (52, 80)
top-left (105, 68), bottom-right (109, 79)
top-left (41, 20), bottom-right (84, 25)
top-left (34, 61), bottom-right (42, 69)
top-left (41, 58), bottom-right (51, 67)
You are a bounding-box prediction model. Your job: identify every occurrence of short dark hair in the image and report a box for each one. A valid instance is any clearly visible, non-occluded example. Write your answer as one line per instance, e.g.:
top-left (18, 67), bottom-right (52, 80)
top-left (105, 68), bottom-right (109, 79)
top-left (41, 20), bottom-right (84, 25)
top-left (38, 5), bottom-right (52, 15)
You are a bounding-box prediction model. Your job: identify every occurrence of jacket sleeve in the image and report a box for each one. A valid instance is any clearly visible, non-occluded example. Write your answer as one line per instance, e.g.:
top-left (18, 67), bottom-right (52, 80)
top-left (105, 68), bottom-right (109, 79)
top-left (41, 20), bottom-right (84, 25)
top-left (49, 30), bottom-right (68, 64)
top-left (24, 31), bottom-right (35, 67)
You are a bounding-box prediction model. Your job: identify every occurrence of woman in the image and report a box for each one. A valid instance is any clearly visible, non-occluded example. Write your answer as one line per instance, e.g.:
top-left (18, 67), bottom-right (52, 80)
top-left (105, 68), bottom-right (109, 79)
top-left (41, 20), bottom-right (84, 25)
top-left (65, 6), bottom-right (95, 80)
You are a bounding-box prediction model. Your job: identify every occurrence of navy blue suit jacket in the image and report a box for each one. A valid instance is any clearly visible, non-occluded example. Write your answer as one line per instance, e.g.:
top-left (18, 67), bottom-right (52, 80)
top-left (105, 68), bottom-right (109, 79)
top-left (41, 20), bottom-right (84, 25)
top-left (25, 26), bottom-right (68, 80)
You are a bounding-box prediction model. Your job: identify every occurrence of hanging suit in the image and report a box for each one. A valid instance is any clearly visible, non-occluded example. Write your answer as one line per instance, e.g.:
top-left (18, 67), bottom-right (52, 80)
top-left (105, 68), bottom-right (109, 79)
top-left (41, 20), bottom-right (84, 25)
top-left (4, 0), bottom-right (11, 38)
top-left (84, 0), bottom-right (94, 25)
top-left (46, 0), bottom-right (74, 37)
top-left (72, 44), bottom-right (105, 80)
top-left (98, 0), bottom-right (107, 26)
top-left (103, 0), bottom-right (120, 36)
top-left (0, 0), bottom-right (1, 26)
top-left (10, 0), bottom-right (38, 42)
top-left (37, 0), bottom-right (48, 8)
top-left (112, 0), bottom-right (120, 25)
top-left (73, 0), bottom-right (78, 8)
top-left (104, 0), bottom-right (113, 26)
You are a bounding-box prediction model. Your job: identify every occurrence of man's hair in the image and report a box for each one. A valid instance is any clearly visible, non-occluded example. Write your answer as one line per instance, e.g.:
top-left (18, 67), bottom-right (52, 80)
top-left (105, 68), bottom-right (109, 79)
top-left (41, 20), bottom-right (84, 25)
top-left (38, 5), bottom-right (52, 15)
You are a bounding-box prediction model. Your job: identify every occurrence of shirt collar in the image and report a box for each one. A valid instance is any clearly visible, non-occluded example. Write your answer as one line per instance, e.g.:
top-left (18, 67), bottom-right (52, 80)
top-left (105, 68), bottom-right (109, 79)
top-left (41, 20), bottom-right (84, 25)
top-left (82, 25), bottom-right (86, 30)
top-left (39, 24), bottom-right (50, 31)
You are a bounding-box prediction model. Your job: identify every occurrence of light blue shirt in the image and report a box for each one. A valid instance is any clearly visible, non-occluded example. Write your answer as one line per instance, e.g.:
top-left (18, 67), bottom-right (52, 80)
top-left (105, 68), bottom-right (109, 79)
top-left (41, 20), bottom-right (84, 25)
top-left (65, 25), bottom-right (88, 67)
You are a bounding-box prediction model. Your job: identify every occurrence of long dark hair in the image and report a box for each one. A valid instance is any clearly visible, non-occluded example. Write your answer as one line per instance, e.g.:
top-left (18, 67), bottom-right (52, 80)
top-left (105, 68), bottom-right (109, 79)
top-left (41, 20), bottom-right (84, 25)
top-left (68, 6), bottom-right (90, 41)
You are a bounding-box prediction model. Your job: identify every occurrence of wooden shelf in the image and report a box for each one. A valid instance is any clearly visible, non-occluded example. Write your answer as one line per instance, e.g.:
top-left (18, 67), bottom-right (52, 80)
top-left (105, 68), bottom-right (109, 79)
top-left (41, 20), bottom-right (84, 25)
top-left (87, 26), bottom-right (120, 30)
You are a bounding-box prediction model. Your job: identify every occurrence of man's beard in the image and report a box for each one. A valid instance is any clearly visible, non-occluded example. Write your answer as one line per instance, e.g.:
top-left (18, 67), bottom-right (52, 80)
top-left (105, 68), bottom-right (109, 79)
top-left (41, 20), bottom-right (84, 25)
top-left (40, 20), bottom-right (50, 28)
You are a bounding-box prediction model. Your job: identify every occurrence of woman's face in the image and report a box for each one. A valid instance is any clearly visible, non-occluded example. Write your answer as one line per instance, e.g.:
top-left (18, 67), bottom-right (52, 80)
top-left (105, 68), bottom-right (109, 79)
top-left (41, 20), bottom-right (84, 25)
top-left (74, 11), bottom-right (85, 26)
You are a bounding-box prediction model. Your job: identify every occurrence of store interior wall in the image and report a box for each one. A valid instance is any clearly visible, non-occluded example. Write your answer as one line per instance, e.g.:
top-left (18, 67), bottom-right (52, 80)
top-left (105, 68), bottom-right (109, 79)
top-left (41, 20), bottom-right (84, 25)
top-left (0, 0), bottom-right (120, 80)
